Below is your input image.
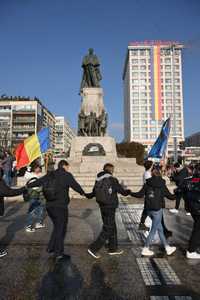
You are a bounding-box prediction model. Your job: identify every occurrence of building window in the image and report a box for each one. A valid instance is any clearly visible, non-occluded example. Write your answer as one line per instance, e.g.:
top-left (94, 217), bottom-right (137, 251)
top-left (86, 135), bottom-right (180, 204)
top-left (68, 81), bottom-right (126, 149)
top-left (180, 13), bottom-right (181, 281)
top-left (141, 127), bottom-right (148, 132)
top-left (132, 79), bottom-right (139, 84)
top-left (140, 73), bottom-right (146, 78)
top-left (133, 134), bottom-right (140, 139)
top-left (140, 79), bottom-right (146, 84)
top-left (132, 65), bottom-right (138, 70)
top-left (140, 65), bottom-right (146, 70)
top-left (165, 58), bottom-right (171, 63)
top-left (165, 65), bottom-right (171, 71)
top-left (132, 72), bottom-right (138, 78)
top-left (141, 120), bottom-right (148, 125)
top-left (133, 120), bottom-right (139, 125)
top-left (140, 86), bottom-right (147, 91)
top-left (132, 114), bottom-right (139, 118)
top-left (140, 100), bottom-right (147, 105)
top-left (131, 50), bottom-right (138, 56)
top-left (132, 92), bottom-right (139, 98)
top-left (132, 99), bottom-right (139, 104)
top-left (140, 50), bottom-right (146, 56)
top-left (140, 59), bottom-right (146, 64)
top-left (132, 59), bottom-right (138, 64)
top-left (141, 113), bottom-right (148, 118)
top-left (140, 92), bottom-right (147, 97)
top-left (142, 134), bottom-right (148, 139)
top-left (165, 72), bottom-right (171, 77)
top-left (165, 79), bottom-right (171, 83)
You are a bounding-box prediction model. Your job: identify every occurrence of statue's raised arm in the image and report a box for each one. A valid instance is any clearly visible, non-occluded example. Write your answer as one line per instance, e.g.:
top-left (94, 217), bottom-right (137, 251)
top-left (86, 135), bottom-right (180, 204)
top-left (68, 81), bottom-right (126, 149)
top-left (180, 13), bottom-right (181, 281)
top-left (80, 48), bottom-right (102, 93)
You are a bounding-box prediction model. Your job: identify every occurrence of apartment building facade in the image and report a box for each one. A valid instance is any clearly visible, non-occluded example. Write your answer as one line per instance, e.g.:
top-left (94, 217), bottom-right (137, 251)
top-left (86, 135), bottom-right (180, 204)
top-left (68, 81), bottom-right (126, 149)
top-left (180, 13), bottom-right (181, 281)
top-left (0, 96), bottom-right (55, 149)
top-left (55, 116), bottom-right (75, 155)
top-left (123, 41), bottom-right (184, 157)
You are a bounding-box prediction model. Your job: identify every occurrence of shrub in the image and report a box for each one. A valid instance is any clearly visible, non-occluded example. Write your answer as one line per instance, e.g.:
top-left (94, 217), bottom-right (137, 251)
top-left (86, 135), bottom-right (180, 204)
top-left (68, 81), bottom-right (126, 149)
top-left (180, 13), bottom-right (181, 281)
top-left (116, 141), bottom-right (145, 165)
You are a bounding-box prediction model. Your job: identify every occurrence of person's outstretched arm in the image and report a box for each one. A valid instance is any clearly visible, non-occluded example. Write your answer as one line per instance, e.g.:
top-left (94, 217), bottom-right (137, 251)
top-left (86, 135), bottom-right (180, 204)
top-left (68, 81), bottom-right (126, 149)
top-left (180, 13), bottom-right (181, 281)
top-left (113, 178), bottom-right (131, 196)
top-left (130, 185), bottom-right (146, 198)
top-left (69, 173), bottom-right (85, 195)
top-left (0, 180), bottom-right (25, 197)
top-left (27, 175), bottom-right (47, 188)
top-left (163, 184), bottom-right (176, 200)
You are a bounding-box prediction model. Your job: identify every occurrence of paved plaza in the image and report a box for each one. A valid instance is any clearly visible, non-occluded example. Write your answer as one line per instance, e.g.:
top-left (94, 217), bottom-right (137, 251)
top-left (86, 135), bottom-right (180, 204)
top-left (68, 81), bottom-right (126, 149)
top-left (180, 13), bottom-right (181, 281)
top-left (0, 197), bottom-right (200, 300)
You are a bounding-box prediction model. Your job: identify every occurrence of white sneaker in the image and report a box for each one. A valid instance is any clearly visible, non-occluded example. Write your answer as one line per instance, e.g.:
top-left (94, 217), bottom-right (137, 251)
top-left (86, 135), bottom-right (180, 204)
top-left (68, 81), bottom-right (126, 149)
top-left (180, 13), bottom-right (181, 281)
top-left (87, 249), bottom-right (101, 259)
top-left (25, 226), bottom-right (36, 233)
top-left (186, 251), bottom-right (200, 259)
top-left (35, 223), bottom-right (45, 229)
top-left (165, 246), bottom-right (176, 256)
top-left (169, 209), bottom-right (179, 214)
top-left (186, 212), bottom-right (191, 216)
top-left (141, 247), bottom-right (154, 256)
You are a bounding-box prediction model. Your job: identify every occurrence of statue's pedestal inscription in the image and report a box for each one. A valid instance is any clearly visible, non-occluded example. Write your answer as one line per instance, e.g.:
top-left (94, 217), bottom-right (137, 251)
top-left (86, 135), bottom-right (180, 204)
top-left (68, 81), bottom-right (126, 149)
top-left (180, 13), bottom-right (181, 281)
top-left (69, 136), bottom-right (117, 163)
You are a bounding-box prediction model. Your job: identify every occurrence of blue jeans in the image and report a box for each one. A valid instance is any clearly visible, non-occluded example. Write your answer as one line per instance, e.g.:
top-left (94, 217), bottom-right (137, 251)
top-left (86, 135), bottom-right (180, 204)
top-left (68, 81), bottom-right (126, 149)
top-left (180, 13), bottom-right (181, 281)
top-left (3, 170), bottom-right (12, 186)
top-left (145, 209), bottom-right (168, 248)
top-left (26, 199), bottom-right (45, 228)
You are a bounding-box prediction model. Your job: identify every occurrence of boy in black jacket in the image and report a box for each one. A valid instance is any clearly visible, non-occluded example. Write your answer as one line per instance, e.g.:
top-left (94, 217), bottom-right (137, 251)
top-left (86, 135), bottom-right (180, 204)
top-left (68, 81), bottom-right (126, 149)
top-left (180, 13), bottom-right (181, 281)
top-left (85, 163), bottom-right (130, 259)
top-left (0, 168), bottom-right (25, 258)
top-left (28, 160), bottom-right (85, 260)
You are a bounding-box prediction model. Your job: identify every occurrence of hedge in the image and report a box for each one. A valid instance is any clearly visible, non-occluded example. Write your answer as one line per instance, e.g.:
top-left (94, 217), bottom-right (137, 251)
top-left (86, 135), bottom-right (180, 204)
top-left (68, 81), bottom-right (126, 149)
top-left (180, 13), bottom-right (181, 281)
top-left (116, 142), bottom-right (145, 165)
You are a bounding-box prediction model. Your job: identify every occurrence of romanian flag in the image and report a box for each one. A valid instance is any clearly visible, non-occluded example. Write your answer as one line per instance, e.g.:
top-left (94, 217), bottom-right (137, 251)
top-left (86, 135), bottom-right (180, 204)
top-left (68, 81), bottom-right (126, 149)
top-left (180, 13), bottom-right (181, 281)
top-left (15, 128), bottom-right (50, 169)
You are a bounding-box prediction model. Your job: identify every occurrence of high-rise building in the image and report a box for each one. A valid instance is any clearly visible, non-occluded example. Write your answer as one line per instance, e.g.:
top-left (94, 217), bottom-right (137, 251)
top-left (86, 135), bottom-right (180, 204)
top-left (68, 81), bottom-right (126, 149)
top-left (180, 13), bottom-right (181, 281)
top-left (55, 116), bottom-right (75, 155)
top-left (123, 41), bottom-right (184, 157)
top-left (0, 96), bottom-right (55, 149)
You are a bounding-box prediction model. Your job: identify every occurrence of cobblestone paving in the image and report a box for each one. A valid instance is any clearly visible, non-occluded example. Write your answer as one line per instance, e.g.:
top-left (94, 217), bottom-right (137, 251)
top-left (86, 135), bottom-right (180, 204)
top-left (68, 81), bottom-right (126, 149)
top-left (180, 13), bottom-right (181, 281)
top-left (0, 199), bottom-right (200, 299)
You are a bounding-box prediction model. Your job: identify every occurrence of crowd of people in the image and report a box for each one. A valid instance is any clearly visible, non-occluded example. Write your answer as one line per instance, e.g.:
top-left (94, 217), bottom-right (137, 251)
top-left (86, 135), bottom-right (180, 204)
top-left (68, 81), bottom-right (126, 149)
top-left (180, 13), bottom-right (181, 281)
top-left (0, 156), bottom-right (200, 262)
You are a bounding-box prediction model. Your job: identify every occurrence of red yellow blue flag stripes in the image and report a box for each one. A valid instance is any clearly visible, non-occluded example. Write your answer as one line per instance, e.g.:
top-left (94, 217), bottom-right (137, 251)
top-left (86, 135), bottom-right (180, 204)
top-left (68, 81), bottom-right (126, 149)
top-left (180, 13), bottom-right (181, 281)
top-left (150, 45), bottom-right (162, 120)
top-left (15, 128), bottom-right (50, 169)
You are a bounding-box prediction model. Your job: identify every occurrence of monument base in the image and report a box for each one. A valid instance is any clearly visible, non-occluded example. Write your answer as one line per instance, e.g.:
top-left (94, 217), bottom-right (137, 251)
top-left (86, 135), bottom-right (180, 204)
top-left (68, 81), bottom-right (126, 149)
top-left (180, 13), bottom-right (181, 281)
top-left (69, 136), bottom-right (117, 163)
top-left (68, 136), bottom-right (143, 194)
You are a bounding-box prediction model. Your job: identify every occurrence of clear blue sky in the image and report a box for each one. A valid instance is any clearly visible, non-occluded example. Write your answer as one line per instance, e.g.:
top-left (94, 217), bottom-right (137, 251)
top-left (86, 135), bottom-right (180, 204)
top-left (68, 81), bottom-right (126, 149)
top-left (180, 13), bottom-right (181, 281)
top-left (0, 0), bottom-right (200, 141)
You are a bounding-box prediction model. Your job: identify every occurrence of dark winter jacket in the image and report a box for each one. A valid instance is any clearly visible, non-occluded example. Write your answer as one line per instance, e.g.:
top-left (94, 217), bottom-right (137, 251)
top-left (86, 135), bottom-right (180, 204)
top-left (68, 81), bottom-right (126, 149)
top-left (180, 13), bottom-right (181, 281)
top-left (86, 171), bottom-right (130, 208)
top-left (171, 167), bottom-right (189, 187)
top-left (27, 168), bottom-right (85, 208)
top-left (179, 176), bottom-right (200, 215)
top-left (0, 179), bottom-right (25, 216)
top-left (130, 176), bottom-right (175, 211)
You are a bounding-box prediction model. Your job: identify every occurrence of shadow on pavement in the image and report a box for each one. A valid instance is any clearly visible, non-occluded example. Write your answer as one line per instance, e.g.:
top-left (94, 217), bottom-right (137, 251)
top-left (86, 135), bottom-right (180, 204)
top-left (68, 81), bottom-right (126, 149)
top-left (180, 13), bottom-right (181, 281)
top-left (2, 202), bottom-right (24, 219)
top-left (81, 263), bottom-right (125, 300)
top-left (38, 257), bottom-right (83, 300)
top-left (0, 212), bottom-right (27, 246)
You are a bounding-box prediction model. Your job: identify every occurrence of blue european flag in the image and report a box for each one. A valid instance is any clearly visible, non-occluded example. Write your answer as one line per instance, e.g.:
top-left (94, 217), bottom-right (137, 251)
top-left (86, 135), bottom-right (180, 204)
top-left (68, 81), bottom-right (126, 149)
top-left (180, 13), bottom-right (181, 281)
top-left (148, 118), bottom-right (171, 159)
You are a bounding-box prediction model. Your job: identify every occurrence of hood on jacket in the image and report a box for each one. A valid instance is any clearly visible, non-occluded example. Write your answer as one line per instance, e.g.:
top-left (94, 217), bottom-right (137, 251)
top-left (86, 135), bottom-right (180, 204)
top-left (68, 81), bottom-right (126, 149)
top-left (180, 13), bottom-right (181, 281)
top-left (96, 171), bottom-right (112, 182)
top-left (146, 176), bottom-right (166, 188)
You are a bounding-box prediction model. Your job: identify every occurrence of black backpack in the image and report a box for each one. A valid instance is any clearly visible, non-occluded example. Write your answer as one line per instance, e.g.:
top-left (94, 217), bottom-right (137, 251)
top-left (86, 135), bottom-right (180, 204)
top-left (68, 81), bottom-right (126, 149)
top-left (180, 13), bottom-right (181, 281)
top-left (145, 184), bottom-right (163, 211)
top-left (94, 176), bottom-right (113, 205)
top-left (186, 180), bottom-right (200, 215)
top-left (42, 172), bottom-right (57, 202)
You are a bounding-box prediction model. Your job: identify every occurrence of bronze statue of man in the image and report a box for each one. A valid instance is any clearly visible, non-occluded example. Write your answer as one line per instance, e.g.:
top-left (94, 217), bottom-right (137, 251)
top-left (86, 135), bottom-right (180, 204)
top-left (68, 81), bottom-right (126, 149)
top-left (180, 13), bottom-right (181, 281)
top-left (80, 48), bottom-right (102, 93)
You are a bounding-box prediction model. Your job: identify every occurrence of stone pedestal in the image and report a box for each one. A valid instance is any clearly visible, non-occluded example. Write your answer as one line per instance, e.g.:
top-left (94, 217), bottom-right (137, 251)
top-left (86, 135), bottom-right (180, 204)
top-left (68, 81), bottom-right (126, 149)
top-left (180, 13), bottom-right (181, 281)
top-left (69, 136), bottom-right (117, 163)
top-left (80, 87), bottom-right (105, 117)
